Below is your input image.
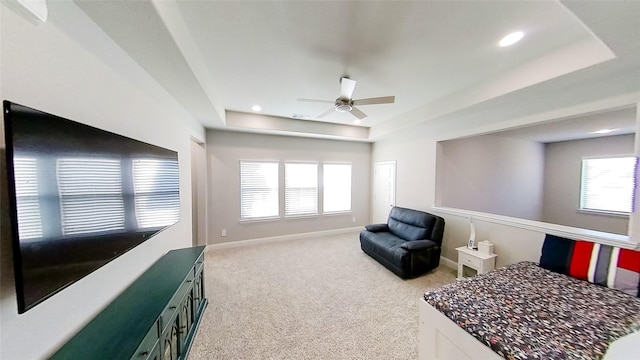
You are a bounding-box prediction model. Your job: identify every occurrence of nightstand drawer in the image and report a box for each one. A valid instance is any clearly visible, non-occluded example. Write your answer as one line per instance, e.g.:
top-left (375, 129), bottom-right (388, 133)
top-left (456, 246), bottom-right (497, 279)
top-left (459, 253), bottom-right (481, 269)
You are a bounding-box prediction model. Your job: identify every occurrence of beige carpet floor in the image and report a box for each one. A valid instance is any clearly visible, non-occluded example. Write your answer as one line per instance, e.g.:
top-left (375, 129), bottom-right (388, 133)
top-left (189, 230), bottom-right (456, 360)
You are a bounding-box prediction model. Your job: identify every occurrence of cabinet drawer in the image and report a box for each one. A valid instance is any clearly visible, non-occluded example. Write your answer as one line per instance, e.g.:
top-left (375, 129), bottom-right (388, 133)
top-left (459, 253), bottom-right (481, 269)
top-left (194, 256), bottom-right (204, 276)
top-left (131, 321), bottom-right (159, 360)
top-left (177, 270), bottom-right (194, 303)
top-left (160, 271), bottom-right (194, 332)
top-left (195, 251), bottom-right (204, 265)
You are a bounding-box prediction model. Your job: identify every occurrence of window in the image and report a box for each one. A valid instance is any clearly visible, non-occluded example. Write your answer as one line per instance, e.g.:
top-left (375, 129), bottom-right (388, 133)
top-left (580, 156), bottom-right (636, 214)
top-left (57, 158), bottom-right (125, 235)
top-left (285, 162), bottom-right (318, 216)
top-left (323, 163), bottom-right (352, 213)
top-left (240, 161), bottom-right (279, 219)
top-left (133, 158), bottom-right (180, 228)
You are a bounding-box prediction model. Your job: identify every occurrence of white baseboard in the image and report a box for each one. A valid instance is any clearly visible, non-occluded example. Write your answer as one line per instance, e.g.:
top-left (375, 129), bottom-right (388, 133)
top-left (208, 231), bottom-right (461, 274)
top-left (440, 256), bottom-right (457, 271)
top-left (206, 226), bottom-right (363, 251)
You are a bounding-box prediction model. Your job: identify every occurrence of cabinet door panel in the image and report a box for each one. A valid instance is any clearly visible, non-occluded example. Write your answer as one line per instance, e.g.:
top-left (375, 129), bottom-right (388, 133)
top-left (160, 274), bottom-right (192, 332)
top-left (162, 313), bottom-right (180, 360)
top-left (181, 293), bottom-right (194, 341)
top-left (147, 340), bottom-right (161, 360)
top-left (194, 270), bottom-right (204, 311)
top-left (131, 321), bottom-right (159, 360)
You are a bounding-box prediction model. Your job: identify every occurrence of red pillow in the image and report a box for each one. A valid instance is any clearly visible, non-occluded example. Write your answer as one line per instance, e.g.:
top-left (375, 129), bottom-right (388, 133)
top-left (568, 240), bottom-right (640, 297)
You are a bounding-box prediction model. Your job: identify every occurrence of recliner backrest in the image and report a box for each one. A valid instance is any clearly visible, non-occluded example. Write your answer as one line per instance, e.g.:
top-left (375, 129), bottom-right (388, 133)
top-left (387, 206), bottom-right (445, 245)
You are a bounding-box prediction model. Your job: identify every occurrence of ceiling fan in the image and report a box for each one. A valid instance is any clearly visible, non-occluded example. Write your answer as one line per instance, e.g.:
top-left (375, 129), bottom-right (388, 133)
top-left (298, 77), bottom-right (395, 120)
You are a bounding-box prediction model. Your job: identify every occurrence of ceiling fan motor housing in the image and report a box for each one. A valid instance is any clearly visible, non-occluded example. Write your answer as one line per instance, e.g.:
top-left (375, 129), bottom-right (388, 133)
top-left (335, 98), bottom-right (353, 112)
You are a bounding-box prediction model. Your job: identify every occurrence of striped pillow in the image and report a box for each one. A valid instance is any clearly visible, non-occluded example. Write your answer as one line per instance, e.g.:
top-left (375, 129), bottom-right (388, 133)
top-left (540, 235), bottom-right (640, 297)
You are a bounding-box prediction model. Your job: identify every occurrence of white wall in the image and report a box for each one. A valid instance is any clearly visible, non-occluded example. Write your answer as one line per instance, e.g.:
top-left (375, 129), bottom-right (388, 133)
top-left (438, 134), bottom-right (545, 221)
top-left (191, 140), bottom-right (208, 246)
top-left (434, 131), bottom-right (632, 236)
top-left (372, 121), bottom-right (546, 267)
top-left (0, 2), bottom-right (204, 359)
top-left (207, 130), bottom-right (371, 244)
top-left (542, 134), bottom-right (633, 234)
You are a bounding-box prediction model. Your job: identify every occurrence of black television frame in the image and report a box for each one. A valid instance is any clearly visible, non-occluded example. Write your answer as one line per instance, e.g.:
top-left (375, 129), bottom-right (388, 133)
top-left (3, 100), bottom-right (180, 313)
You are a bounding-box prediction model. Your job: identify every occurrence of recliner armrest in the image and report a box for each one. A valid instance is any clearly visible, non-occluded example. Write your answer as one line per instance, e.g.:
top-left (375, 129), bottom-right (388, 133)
top-left (400, 240), bottom-right (437, 251)
top-left (364, 223), bottom-right (389, 233)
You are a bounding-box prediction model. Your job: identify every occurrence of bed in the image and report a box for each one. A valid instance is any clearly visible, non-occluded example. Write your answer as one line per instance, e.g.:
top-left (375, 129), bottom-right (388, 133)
top-left (418, 261), bottom-right (640, 360)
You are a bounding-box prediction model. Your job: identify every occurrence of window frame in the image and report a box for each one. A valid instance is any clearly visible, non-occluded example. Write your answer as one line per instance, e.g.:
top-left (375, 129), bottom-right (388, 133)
top-left (284, 161), bottom-right (319, 218)
top-left (579, 155), bottom-right (635, 217)
top-left (239, 160), bottom-right (280, 222)
top-left (322, 162), bottom-right (352, 214)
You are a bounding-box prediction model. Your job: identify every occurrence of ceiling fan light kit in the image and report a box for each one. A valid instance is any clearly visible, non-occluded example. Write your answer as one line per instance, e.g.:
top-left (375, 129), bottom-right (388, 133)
top-left (298, 77), bottom-right (395, 120)
top-left (335, 99), bottom-right (353, 113)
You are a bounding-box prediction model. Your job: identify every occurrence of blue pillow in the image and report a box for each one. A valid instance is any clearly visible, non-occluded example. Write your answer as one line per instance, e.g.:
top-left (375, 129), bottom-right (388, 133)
top-left (539, 234), bottom-right (574, 274)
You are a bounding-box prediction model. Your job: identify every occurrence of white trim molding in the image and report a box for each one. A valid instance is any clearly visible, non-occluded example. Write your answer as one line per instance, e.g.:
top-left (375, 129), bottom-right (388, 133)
top-left (433, 206), bottom-right (636, 249)
top-left (439, 256), bottom-right (458, 271)
top-left (206, 226), bottom-right (362, 251)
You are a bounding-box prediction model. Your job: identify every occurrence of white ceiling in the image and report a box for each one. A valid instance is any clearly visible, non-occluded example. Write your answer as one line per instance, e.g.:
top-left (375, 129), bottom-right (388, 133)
top-left (493, 106), bottom-right (636, 143)
top-left (74, 0), bottom-right (640, 141)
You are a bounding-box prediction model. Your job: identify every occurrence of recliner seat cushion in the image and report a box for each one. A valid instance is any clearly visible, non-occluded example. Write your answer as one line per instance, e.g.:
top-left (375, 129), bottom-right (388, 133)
top-left (360, 231), bottom-right (405, 260)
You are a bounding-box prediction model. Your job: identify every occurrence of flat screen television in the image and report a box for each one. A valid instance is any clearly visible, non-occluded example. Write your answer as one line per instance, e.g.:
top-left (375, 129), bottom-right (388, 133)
top-left (3, 101), bottom-right (180, 313)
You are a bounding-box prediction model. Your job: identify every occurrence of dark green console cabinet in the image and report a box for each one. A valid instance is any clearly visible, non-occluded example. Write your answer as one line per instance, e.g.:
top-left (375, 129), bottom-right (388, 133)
top-left (51, 246), bottom-right (207, 360)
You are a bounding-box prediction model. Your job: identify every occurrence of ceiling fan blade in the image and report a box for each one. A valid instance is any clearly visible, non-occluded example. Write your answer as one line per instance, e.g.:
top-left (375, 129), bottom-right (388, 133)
top-left (352, 96), bottom-right (395, 106)
top-left (298, 98), bottom-right (334, 104)
top-left (316, 107), bottom-right (336, 118)
top-left (340, 78), bottom-right (357, 100)
top-left (350, 106), bottom-right (367, 119)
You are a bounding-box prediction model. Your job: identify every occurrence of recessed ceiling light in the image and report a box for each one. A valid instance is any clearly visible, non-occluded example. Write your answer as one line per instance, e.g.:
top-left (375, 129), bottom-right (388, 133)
top-left (251, 105), bottom-right (262, 112)
top-left (590, 128), bottom-right (615, 134)
top-left (353, 119), bottom-right (362, 125)
top-left (499, 31), bottom-right (524, 47)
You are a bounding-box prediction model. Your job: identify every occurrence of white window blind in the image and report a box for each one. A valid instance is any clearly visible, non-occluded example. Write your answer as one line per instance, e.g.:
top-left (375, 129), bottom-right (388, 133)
top-left (323, 163), bottom-right (352, 213)
top-left (13, 157), bottom-right (43, 240)
top-left (285, 162), bottom-right (318, 216)
top-left (580, 156), bottom-right (636, 214)
top-left (133, 158), bottom-right (180, 228)
top-left (240, 161), bottom-right (279, 219)
top-left (57, 158), bottom-right (125, 235)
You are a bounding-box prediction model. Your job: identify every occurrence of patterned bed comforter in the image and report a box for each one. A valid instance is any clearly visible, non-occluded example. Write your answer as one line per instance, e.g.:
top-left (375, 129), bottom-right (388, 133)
top-left (423, 261), bottom-right (640, 360)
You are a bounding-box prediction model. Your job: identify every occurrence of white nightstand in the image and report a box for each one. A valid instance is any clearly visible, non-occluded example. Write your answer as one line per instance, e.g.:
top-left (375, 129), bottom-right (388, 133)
top-left (456, 246), bottom-right (497, 279)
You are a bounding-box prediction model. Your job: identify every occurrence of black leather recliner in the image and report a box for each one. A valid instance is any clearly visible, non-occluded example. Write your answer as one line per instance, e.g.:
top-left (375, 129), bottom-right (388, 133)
top-left (360, 206), bottom-right (445, 279)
